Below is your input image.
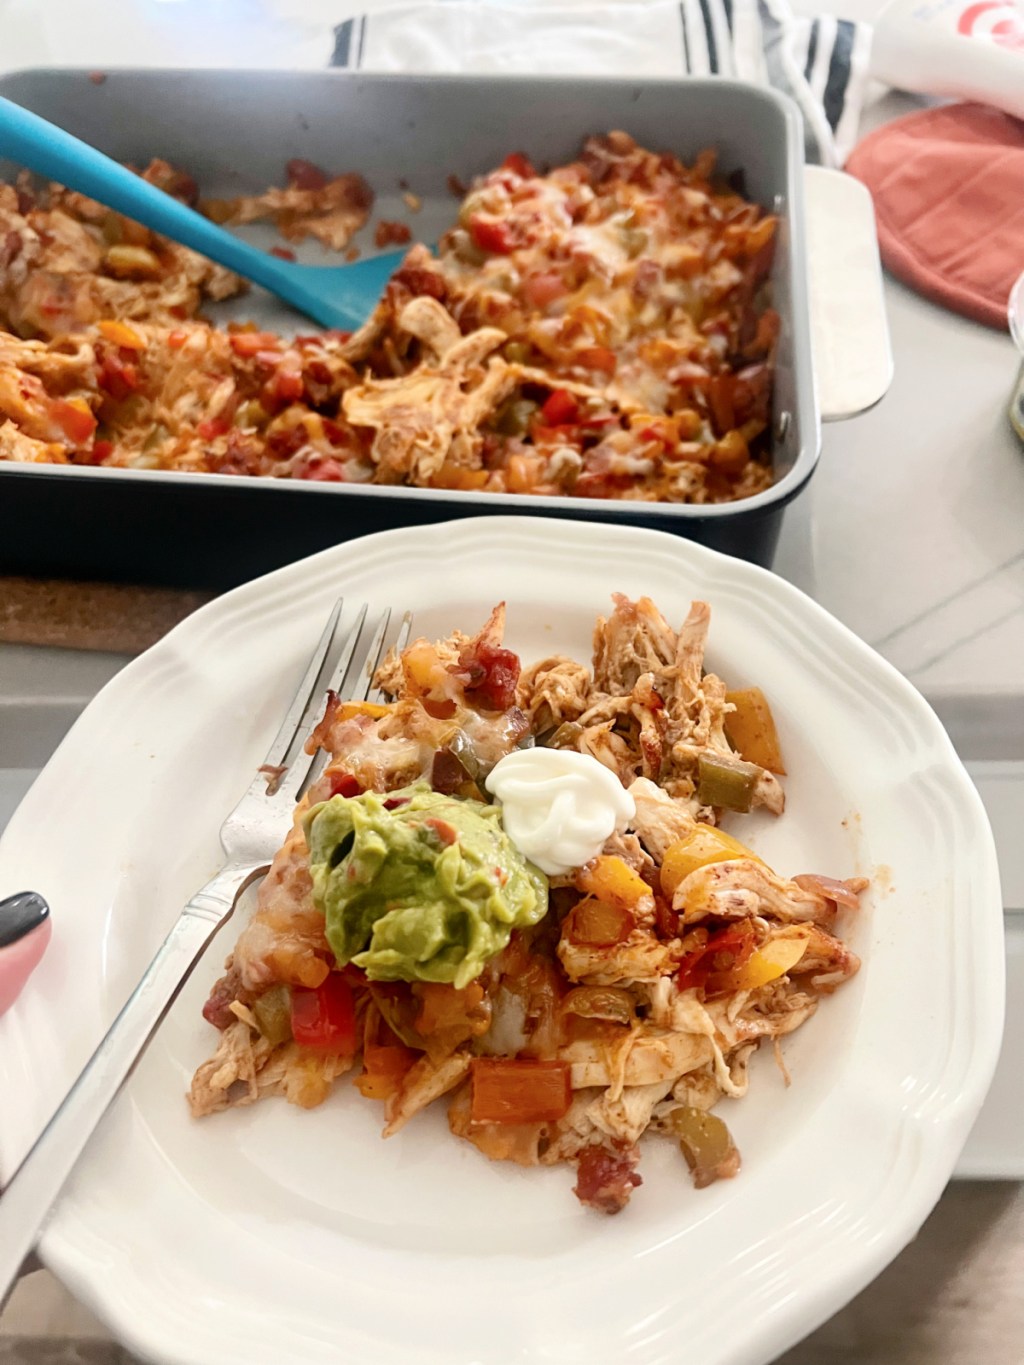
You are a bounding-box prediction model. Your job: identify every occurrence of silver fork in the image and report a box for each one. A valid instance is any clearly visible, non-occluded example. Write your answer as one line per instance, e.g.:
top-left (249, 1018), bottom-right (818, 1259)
top-left (0, 599), bottom-right (412, 1306)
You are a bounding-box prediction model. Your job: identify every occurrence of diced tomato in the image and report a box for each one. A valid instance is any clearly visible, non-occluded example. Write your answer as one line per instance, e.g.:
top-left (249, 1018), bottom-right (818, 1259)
top-left (521, 271), bottom-right (568, 309)
top-left (327, 772), bottom-right (362, 799)
top-left (573, 1145), bottom-right (642, 1214)
top-left (167, 329), bottom-right (188, 350)
top-left (265, 367), bottom-right (304, 404)
top-left (577, 345), bottom-right (617, 375)
top-left (470, 1058), bottom-right (572, 1124)
top-left (382, 795), bottom-right (410, 810)
top-left (676, 922), bottom-right (758, 996)
top-left (468, 215), bottom-right (517, 255)
top-left (573, 468), bottom-right (634, 499)
top-left (286, 157), bottom-right (329, 191)
top-left (454, 641), bottom-right (521, 712)
top-left (266, 423), bottom-right (307, 459)
top-left (96, 351), bottom-right (139, 400)
top-left (300, 456), bottom-right (346, 482)
top-left (90, 439), bottom-right (114, 464)
top-left (277, 369), bottom-right (305, 402)
top-left (502, 151), bottom-right (536, 179)
top-left (270, 245), bottom-right (297, 261)
top-left (319, 418), bottom-right (348, 448)
top-left (229, 331), bottom-right (281, 357)
top-left (424, 817), bottom-right (458, 847)
top-left (305, 359), bottom-right (333, 387)
top-left (48, 398), bottom-right (97, 445)
top-left (290, 974), bottom-right (357, 1054)
top-left (540, 389), bottom-right (580, 426)
top-left (197, 417), bottom-right (230, 441)
top-left (527, 424), bottom-right (560, 447)
top-left (202, 967), bottom-right (245, 1031)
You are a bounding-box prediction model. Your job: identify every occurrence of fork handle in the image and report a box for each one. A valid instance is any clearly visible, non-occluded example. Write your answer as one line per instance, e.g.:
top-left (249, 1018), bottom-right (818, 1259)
top-left (0, 861), bottom-right (267, 1309)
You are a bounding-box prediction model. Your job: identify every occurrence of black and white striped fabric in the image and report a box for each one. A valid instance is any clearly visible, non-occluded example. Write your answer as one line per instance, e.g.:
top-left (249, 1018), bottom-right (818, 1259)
top-left (328, 0), bottom-right (872, 167)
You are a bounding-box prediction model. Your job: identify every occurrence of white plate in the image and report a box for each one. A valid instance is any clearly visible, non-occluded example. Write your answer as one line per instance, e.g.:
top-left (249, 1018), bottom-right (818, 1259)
top-left (0, 516), bottom-right (1004, 1365)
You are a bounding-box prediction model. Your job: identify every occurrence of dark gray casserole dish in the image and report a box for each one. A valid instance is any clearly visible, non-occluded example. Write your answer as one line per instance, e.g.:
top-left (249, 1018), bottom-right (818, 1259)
top-left (0, 69), bottom-right (819, 587)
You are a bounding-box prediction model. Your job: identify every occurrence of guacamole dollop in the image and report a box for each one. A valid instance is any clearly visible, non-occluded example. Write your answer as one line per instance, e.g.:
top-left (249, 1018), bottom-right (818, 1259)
top-left (304, 783), bottom-right (548, 988)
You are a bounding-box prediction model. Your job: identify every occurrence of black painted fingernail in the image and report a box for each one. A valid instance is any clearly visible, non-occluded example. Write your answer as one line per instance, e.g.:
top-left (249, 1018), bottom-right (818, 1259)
top-left (0, 891), bottom-right (50, 948)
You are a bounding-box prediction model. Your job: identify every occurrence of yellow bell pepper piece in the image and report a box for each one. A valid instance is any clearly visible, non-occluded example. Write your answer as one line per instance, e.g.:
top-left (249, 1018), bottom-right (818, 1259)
top-left (724, 687), bottom-right (786, 774)
top-left (336, 700), bottom-right (393, 722)
top-left (97, 318), bottom-right (146, 350)
top-left (659, 826), bottom-right (763, 899)
top-left (577, 855), bottom-right (651, 911)
top-left (733, 933), bottom-right (810, 990)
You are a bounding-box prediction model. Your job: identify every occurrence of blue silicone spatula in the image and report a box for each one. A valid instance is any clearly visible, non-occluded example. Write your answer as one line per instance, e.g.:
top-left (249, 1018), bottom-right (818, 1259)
top-left (0, 95), bottom-right (407, 330)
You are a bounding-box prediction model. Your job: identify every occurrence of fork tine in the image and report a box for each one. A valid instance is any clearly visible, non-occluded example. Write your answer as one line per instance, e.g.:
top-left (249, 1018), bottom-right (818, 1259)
top-left (275, 605), bottom-right (394, 808)
top-left (259, 597), bottom-right (343, 774)
top-left (323, 601), bottom-right (369, 705)
top-left (299, 607), bottom-right (412, 799)
top-left (356, 607), bottom-right (391, 700)
top-left (366, 611), bottom-right (413, 705)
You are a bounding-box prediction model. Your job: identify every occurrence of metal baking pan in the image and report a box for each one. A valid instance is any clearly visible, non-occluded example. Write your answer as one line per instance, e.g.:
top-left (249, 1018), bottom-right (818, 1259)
top-left (0, 69), bottom-right (890, 588)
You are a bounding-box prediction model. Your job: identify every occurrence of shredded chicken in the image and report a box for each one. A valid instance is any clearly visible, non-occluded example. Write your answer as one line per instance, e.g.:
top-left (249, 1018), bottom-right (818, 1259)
top-left (187, 595), bottom-right (867, 1216)
top-left (384, 1052), bottom-right (472, 1137)
top-left (628, 777), bottom-right (698, 858)
top-left (343, 298), bottom-right (513, 483)
top-left (517, 655), bottom-right (592, 732)
top-left (674, 860), bottom-right (848, 926)
top-left (1, 135), bottom-right (778, 506)
top-left (202, 168), bottom-right (373, 251)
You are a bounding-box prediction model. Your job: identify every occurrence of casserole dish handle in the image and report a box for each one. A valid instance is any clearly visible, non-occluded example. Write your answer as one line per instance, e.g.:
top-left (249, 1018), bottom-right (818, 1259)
top-left (804, 166), bottom-right (894, 422)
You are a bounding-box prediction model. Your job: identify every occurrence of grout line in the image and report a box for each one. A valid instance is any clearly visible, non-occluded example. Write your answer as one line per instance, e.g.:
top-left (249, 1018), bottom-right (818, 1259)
top-left (871, 547), bottom-right (1024, 652)
top-left (903, 603), bottom-right (1024, 679)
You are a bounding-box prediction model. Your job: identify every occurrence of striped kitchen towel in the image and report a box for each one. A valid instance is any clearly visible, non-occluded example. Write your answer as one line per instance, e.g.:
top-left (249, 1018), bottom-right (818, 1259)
top-left (328, 0), bottom-right (873, 167)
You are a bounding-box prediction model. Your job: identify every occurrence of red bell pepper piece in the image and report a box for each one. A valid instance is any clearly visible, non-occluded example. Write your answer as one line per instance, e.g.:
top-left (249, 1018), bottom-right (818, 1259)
top-left (290, 973), bottom-right (358, 1054)
top-left (540, 389), bottom-right (580, 426)
top-left (502, 152), bottom-right (536, 179)
top-left (468, 215), bottom-right (517, 255)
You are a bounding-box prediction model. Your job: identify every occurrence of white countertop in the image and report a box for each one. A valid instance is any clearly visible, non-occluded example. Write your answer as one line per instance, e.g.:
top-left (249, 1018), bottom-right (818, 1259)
top-left (777, 86), bottom-right (1024, 707)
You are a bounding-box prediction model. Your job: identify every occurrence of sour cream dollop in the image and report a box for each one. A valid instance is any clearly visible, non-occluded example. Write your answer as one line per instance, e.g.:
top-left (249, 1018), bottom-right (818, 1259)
top-left (485, 748), bottom-right (636, 876)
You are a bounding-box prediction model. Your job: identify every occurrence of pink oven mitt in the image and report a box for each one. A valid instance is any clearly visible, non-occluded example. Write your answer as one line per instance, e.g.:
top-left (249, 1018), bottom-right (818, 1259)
top-left (846, 102), bottom-right (1024, 330)
top-left (0, 891), bottom-right (51, 1016)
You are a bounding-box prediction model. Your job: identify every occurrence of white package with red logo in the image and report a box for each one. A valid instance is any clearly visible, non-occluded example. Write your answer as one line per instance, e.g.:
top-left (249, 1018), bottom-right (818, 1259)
top-left (871, 0), bottom-right (1024, 119)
